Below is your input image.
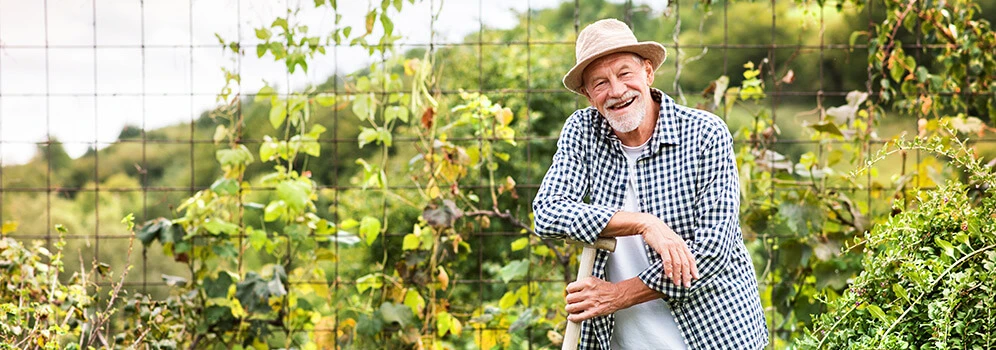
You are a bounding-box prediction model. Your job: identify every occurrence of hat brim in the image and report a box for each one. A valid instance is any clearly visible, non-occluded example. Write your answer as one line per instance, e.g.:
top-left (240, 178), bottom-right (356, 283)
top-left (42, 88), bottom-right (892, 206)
top-left (562, 42), bottom-right (667, 96)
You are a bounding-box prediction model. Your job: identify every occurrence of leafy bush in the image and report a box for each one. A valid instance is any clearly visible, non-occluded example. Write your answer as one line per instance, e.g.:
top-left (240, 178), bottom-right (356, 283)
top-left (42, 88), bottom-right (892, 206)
top-left (801, 135), bottom-right (996, 348)
top-left (0, 220), bottom-right (133, 349)
top-left (802, 181), bottom-right (996, 348)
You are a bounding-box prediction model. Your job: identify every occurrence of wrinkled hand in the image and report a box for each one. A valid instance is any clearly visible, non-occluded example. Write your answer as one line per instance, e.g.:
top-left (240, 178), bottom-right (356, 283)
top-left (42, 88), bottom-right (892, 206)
top-left (640, 215), bottom-right (699, 288)
top-left (564, 277), bottom-right (622, 322)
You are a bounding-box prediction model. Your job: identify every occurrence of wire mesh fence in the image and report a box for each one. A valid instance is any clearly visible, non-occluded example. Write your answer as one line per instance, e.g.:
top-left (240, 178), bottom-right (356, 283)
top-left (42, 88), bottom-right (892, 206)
top-left (2, 0), bottom-right (994, 348)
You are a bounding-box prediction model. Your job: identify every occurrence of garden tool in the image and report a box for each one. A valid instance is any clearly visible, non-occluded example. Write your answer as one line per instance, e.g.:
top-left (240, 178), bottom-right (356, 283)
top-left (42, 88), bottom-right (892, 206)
top-left (562, 237), bottom-right (617, 350)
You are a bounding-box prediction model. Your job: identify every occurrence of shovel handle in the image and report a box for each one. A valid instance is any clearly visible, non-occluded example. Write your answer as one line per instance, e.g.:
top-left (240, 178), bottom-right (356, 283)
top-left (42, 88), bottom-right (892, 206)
top-left (562, 245), bottom-right (599, 350)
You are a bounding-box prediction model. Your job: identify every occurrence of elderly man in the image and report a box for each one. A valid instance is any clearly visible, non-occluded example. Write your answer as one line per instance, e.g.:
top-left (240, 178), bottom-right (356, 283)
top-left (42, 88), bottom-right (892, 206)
top-left (533, 19), bottom-right (768, 349)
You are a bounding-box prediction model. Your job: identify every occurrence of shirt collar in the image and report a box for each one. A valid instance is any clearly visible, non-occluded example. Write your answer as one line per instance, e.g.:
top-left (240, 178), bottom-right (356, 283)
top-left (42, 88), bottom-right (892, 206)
top-left (596, 88), bottom-right (682, 148)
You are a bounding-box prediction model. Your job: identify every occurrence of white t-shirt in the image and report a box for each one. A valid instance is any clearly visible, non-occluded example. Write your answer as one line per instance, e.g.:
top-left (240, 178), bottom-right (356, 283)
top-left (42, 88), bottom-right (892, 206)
top-left (606, 140), bottom-right (687, 350)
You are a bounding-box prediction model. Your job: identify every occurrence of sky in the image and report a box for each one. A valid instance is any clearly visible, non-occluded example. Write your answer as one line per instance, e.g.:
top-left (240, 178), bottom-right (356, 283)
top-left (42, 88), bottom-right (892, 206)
top-left (0, 0), bottom-right (665, 165)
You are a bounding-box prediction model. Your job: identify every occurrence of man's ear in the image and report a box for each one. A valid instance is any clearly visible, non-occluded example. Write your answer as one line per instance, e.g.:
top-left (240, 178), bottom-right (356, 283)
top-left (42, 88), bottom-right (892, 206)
top-left (581, 87), bottom-right (595, 105)
top-left (645, 59), bottom-right (655, 85)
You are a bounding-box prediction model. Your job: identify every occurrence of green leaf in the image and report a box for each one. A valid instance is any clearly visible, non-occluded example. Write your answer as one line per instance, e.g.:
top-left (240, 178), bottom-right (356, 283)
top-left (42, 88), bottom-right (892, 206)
top-left (393, 0), bottom-right (402, 11)
top-left (340, 218), bottom-right (359, 230)
top-left (271, 17), bottom-right (288, 30)
top-left (352, 94), bottom-right (372, 121)
top-left (508, 307), bottom-right (536, 333)
top-left (848, 31), bottom-right (867, 49)
top-left (269, 42), bottom-right (286, 58)
top-left (296, 136), bottom-right (321, 157)
top-left (162, 274), bottom-right (188, 287)
top-left (498, 259), bottom-right (529, 283)
top-left (379, 12), bottom-right (393, 35)
top-left (378, 129), bottom-right (393, 147)
top-left (402, 233), bottom-right (420, 250)
top-left (137, 218), bottom-right (168, 245)
top-left (403, 289), bottom-right (425, 314)
top-left (216, 145), bottom-right (254, 166)
top-left (315, 94), bottom-right (337, 107)
top-left (893, 283), bottom-right (909, 303)
top-left (890, 60), bottom-right (904, 82)
top-left (358, 127), bottom-right (379, 148)
top-left (204, 272), bottom-right (235, 298)
top-left (806, 121), bottom-right (844, 136)
top-left (277, 180), bottom-right (311, 211)
top-left (510, 237), bottom-right (528, 251)
top-left (210, 178), bottom-right (239, 195)
top-left (264, 200), bottom-right (287, 222)
top-left (360, 216), bottom-right (381, 245)
top-left (270, 100), bottom-right (288, 128)
top-left (307, 124), bottom-right (328, 139)
top-left (255, 86), bottom-right (275, 103)
top-left (248, 228), bottom-right (268, 252)
top-left (865, 304), bottom-right (888, 323)
top-left (935, 237), bottom-right (956, 258)
top-left (379, 302), bottom-right (413, 327)
top-left (384, 106), bottom-right (408, 124)
top-left (203, 218), bottom-right (239, 235)
top-left (356, 274), bottom-right (383, 293)
top-left (255, 27), bottom-right (271, 41)
top-left (259, 140), bottom-right (281, 162)
top-left (436, 311), bottom-right (454, 337)
top-left (356, 313), bottom-right (384, 336)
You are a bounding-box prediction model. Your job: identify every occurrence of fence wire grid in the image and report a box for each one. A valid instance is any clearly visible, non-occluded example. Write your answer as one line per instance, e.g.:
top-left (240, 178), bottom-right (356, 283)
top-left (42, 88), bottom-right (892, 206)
top-left (2, 0), bottom-right (994, 348)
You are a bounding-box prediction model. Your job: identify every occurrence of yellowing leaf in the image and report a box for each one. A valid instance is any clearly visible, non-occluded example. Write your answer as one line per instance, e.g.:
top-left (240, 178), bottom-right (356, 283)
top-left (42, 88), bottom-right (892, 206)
top-left (426, 183), bottom-right (440, 199)
top-left (213, 125), bottom-right (227, 144)
top-left (510, 237), bottom-right (529, 251)
top-left (365, 11), bottom-right (375, 34)
top-left (498, 291), bottom-right (517, 309)
top-left (404, 59), bottom-right (420, 76)
top-left (496, 107), bottom-right (513, 126)
top-left (437, 266), bottom-right (449, 291)
top-left (1, 221), bottom-right (18, 235)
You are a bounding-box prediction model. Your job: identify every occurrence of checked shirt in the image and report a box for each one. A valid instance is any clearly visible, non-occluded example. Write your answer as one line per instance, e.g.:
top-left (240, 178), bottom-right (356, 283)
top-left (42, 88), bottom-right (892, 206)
top-left (533, 89), bottom-right (768, 349)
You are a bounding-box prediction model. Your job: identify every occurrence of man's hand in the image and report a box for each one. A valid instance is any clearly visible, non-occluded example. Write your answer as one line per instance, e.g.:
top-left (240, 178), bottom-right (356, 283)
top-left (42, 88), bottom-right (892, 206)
top-left (564, 277), bottom-right (623, 322)
top-left (640, 216), bottom-right (700, 288)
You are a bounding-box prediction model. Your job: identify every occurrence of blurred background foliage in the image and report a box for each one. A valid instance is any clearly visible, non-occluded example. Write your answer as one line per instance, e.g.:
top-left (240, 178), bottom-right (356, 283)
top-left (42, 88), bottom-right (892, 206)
top-left (2, 0), bottom-right (995, 348)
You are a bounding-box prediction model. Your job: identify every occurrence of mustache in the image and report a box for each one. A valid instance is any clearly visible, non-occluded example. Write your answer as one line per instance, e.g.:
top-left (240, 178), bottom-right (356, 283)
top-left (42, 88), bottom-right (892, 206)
top-left (605, 90), bottom-right (639, 107)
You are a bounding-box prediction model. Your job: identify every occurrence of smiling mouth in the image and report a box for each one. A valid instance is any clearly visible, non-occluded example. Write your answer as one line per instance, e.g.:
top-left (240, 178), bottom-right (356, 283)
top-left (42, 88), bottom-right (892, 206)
top-left (608, 96), bottom-right (636, 111)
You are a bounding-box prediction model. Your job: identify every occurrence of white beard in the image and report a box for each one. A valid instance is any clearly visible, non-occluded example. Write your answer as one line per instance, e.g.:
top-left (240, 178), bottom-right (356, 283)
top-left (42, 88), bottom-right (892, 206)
top-left (602, 90), bottom-right (646, 133)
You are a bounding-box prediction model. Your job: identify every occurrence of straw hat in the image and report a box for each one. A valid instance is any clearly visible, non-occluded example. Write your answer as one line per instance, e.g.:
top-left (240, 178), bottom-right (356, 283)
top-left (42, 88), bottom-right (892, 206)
top-left (563, 19), bottom-right (667, 95)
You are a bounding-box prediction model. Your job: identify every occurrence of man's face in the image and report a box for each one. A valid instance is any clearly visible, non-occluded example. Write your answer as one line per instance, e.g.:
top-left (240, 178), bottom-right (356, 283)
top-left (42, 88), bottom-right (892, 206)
top-left (582, 53), bottom-right (654, 133)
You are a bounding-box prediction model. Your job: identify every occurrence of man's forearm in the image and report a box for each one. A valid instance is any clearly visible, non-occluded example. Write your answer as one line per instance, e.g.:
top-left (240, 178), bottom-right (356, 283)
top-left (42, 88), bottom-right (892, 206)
top-left (616, 277), bottom-right (665, 309)
top-left (599, 211), bottom-right (650, 238)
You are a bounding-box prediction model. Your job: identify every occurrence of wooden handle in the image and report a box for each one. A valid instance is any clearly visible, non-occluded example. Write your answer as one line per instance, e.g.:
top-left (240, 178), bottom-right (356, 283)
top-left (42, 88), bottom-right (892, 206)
top-left (562, 246), bottom-right (598, 350)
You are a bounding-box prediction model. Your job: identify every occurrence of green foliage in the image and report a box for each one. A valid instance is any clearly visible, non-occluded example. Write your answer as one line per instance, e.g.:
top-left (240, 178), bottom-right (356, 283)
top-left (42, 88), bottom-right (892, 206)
top-left (850, 0), bottom-right (996, 121)
top-left (0, 221), bottom-right (135, 349)
top-left (801, 180), bottom-right (996, 348)
top-left (1, 0), bottom-right (994, 348)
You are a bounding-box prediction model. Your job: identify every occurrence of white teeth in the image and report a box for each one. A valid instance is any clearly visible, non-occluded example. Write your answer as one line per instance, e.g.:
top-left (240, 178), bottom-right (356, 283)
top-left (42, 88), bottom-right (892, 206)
top-left (610, 97), bottom-right (635, 109)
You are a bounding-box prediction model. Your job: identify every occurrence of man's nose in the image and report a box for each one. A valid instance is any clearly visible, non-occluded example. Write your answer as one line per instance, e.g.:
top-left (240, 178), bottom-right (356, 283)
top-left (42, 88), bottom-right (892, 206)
top-left (608, 78), bottom-right (627, 98)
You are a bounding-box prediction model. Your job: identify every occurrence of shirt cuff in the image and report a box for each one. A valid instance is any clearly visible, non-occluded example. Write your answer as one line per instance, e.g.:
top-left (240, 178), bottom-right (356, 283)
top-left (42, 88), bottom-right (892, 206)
top-left (569, 205), bottom-right (618, 245)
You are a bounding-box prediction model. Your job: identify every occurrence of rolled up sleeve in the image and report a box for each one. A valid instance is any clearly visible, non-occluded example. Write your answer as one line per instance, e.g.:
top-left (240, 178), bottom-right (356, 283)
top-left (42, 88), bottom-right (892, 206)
top-left (532, 113), bottom-right (618, 245)
top-left (638, 126), bottom-right (740, 302)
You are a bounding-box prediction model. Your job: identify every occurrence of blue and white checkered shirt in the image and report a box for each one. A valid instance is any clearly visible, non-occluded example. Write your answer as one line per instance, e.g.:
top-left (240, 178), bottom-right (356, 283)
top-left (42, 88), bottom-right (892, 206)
top-left (533, 89), bottom-right (768, 350)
